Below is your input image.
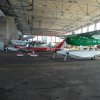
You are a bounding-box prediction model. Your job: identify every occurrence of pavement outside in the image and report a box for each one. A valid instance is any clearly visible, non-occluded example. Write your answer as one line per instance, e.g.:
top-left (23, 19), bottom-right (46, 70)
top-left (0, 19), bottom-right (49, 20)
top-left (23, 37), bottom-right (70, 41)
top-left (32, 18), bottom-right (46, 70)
top-left (0, 52), bottom-right (100, 100)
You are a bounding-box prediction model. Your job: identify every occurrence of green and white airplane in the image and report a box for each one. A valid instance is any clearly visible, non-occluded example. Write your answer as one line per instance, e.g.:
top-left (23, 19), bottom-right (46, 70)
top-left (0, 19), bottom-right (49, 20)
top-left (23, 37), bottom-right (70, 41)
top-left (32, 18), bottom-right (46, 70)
top-left (52, 30), bottom-right (100, 61)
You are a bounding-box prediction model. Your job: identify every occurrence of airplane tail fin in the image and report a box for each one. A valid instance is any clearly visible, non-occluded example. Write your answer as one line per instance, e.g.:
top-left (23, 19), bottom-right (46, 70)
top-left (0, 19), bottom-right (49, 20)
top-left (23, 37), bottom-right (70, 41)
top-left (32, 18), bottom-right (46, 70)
top-left (51, 40), bottom-right (65, 51)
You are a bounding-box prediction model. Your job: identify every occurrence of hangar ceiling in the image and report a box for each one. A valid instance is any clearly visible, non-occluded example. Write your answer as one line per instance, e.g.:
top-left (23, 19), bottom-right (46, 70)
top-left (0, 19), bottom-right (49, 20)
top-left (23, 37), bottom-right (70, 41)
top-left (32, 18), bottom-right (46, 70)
top-left (1, 0), bottom-right (100, 35)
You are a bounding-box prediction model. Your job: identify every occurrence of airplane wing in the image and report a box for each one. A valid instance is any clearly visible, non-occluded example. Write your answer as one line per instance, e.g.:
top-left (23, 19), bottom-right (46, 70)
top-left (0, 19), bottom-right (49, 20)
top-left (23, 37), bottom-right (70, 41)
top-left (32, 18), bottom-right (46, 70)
top-left (65, 30), bottom-right (100, 46)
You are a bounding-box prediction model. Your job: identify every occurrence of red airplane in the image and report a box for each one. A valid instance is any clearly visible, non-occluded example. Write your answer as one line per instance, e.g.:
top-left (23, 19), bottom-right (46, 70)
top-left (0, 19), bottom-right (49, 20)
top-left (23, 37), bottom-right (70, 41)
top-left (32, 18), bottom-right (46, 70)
top-left (15, 40), bottom-right (65, 52)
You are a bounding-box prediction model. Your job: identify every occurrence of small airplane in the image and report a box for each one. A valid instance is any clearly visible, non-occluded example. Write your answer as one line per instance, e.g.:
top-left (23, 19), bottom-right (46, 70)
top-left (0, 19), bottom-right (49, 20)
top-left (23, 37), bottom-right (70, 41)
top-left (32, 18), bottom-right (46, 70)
top-left (15, 40), bottom-right (65, 52)
top-left (14, 40), bottom-right (65, 57)
top-left (5, 38), bottom-right (66, 53)
top-left (52, 30), bottom-right (100, 61)
top-left (5, 40), bottom-right (29, 52)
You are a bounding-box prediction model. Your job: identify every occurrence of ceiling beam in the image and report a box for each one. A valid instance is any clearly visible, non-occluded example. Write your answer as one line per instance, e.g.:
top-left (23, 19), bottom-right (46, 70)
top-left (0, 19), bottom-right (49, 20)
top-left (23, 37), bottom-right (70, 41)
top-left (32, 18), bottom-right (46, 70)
top-left (30, 15), bottom-right (88, 22)
top-left (43, 0), bottom-right (100, 7)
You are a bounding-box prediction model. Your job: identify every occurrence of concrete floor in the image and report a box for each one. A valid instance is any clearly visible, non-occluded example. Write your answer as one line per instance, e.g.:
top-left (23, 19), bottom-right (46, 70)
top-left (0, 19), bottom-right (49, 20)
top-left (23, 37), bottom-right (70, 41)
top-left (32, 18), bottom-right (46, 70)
top-left (0, 52), bottom-right (100, 100)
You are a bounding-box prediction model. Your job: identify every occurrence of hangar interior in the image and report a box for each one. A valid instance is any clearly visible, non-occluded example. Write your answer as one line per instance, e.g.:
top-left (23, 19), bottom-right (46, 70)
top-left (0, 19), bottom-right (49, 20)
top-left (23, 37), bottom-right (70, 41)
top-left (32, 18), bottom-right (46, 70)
top-left (1, 0), bottom-right (100, 100)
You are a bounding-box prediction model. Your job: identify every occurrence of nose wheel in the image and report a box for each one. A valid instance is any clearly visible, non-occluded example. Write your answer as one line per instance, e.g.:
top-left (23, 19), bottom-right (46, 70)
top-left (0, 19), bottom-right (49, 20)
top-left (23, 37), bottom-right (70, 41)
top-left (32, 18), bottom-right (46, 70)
top-left (63, 52), bottom-right (69, 62)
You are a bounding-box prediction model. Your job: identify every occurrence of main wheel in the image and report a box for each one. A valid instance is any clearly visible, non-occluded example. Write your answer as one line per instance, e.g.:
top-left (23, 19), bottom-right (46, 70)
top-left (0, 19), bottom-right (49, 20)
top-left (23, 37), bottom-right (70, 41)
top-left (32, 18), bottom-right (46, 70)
top-left (91, 56), bottom-right (95, 60)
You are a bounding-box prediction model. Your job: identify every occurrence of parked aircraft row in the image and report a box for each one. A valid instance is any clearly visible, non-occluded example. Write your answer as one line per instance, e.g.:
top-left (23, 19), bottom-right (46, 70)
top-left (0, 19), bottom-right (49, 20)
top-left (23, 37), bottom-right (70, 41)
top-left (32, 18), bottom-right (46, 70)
top-left (5, 39), bottom-right (65, 52)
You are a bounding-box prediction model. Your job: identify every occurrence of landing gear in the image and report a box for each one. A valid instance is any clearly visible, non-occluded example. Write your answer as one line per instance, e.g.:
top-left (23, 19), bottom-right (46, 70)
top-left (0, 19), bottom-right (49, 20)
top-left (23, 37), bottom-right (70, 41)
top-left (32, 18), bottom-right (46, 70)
top-left (63, 56), bottom-right (67, 62)
top-left (51, 51), bottom-right (56, 59)
top-left (63, 52), bottom-right (69, 62)
top-left (91, 56), bottom-right (95, 60)
top-left (17, 51), bottom-right (24, 56)
top-left (51, 51), bottom-right (69, 62)
top-left (28, 51), bottom-right (38, 57)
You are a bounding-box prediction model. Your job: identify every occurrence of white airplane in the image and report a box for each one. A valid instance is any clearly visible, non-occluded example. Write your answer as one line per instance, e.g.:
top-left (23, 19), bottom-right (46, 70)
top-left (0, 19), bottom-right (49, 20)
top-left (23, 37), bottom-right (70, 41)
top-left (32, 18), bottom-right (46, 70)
top-left (5, 47), bottom-right (19, 52)
top-left (5, 40), bottom-right (28, 52)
